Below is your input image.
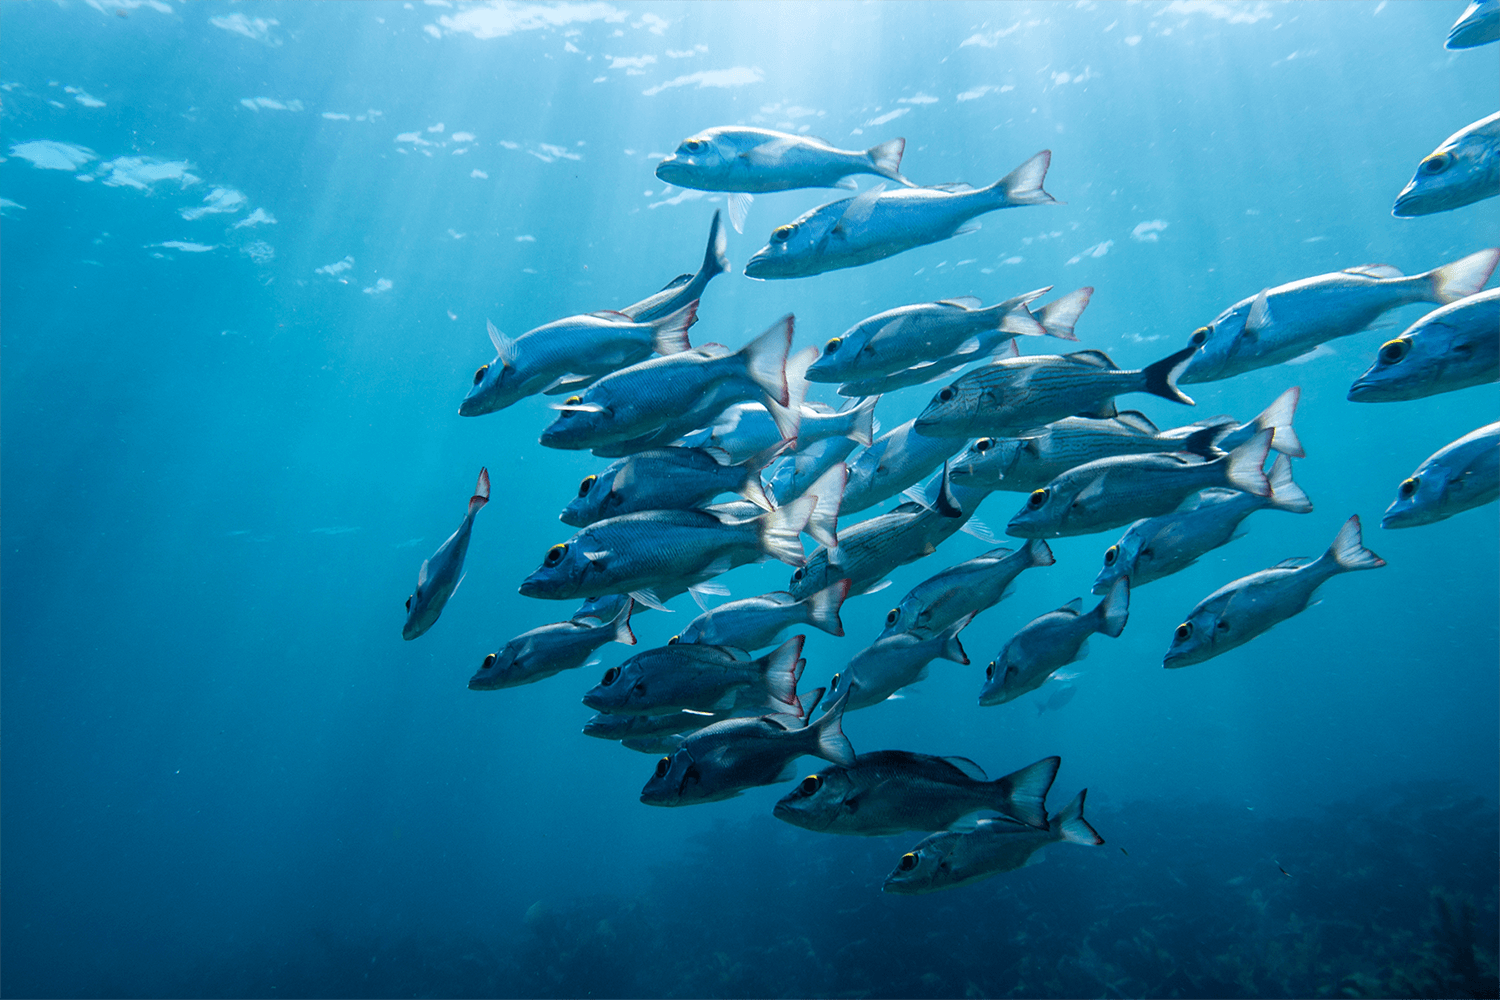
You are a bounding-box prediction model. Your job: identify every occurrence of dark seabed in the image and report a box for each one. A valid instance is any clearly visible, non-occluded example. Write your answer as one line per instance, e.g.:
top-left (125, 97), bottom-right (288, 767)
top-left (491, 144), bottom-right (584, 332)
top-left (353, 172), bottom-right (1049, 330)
top-left (2, 1), bottom-right (1496, 998)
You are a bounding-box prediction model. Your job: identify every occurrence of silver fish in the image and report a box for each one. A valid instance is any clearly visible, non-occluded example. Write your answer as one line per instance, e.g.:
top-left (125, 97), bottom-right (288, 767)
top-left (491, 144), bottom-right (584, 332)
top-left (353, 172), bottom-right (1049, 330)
top-left (1035, 680), bottom-right (1077, 716)
top-left (1163, 515), bottom-right (1385, 668)
top-left (840, 418), bottom-right (970, 515)
top-left (402, 468), bottom-right (489, 640)
top-left (460, 303), bottom-right (696, 416)
top-left (1005, 429), bottom-right (1274, 539)
top-left (1092, 454), bottom-right (1313, 594)
top-left (590, 370), bottom-right (801, 459)
top-left (1382, 421), bottom-right (1500, 529)
top-left (560, 446), bottom-right (774, 528)
top-left (639, 690), bottom-right (855, 807)
top-left (656, 128), bottom-right (912, 193)
top-left (882, 790), bottom-right (1102, 894)
top-left (979, 578), bottom-right (1129, 706)
top-left (1180, 249), bottom-right (1500, 382)
top-left (689, 396), bottom-right (876, 466)
top-left (540, 316), bottom-right (792, 451)
top-left (1394, 113), bottom-right (1500, 216)
top-left (880, 539), bottom-right (1055, 641)
top-left (824, 613), bottom-right (973, 713)
top-left (1447, 0), bottom-right (1500, 48)
top-left (583, 634), bottom-right (806, 717)
top-left (774, 752), bottom-right (1059, 835)
top-left (582, 708), bottom-right (719, 744)
top-left (913, 346), bottom-right (1197, 440)
top-left (769, 435), bottom-right (861, 506)
top-left (1348, 288), bottom-right (1500, 402)
top-left (468, 599), bottom-right (635, 690)
top-left (618, 211), bottom-right (730, 323)
top-left (673, 580), bottom-right (850, 649)
top-left (744, 151), bottom-right (1057, 279)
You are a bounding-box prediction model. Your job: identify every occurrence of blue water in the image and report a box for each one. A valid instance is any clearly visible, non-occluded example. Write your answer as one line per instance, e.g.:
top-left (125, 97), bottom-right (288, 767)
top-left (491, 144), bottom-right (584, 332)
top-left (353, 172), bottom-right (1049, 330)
top-left (3, 2), bottom-right (1496, 997)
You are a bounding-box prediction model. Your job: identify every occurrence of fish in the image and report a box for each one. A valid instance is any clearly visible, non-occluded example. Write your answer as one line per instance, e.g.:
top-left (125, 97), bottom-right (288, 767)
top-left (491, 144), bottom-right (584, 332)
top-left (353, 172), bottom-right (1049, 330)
top-left (656, 128), bottom-right (912, 192)
top-left (1004, 429), bottom-right (1274, 538)
top-left (839, 418), bottom-right (971, 515)
top-left (1091, 453), bottom-right (1314, 594)
top-left (468, 599), bottom-right (636, 690)
top-left (1381, 421), bottom-right (1500, 529)
top-left (1447, 0), bottom-right (1500, 48)
top-left (769, 435), bottom-right (862, 505)
top-left (618, 211), bottom-right (730, 323)
top-left (589, 371), bottom-right (801, 459)
top-left (1162, 515), bottom-right (1386, 668)
top-left (1179, 249), bottom-right (1500, 381)
top-left (912, 345), bottom-right (1197, 440)
top-left (559, 446), bottom-right (775, 528)
top-left (539, 315), bottom-right (793, 452)
top-left (518, 464), bottom-right (845, 605)
top-left (582, 708), bottom-right (719, 745)
top-left (824, 613), bottom-right (974, 713)
top-left (979, 578), bottom-right (1130, 706)
top-left (1393, 114), bottom-right (1500, 217)
top-left (773, 752), bottom-right (1060, 835)
top-left (1348, 288), bottom-right (1500, 402)
top-left (1034, 680), bottom-right (1077, 716)
top-left (459, 302), bottom-right (697, 416)
top-left (688, 395), bottom-right (877, 467)
top-left (744, 151), bottom-right (1058, 279)
top-left (582, 634), bottom-right (806, 717)
top-left (879, 539), bottom-right (1056, 641)
top-left (402, 468), bottom-right (489, 640)
top-left (639, 690), bottom-right (856, 807)
top-left (671, 580), bottom-right (851, 650)
top-left (882, 790), bottom-right (1103, 894)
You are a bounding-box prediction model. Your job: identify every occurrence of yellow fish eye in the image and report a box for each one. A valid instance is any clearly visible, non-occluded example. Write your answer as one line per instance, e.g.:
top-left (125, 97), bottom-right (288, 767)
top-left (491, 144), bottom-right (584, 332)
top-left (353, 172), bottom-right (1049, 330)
top-left (1175, 622), bottom-right (1193, 641)
top-left (829, 672), bottom-right (840, 690)
top-left (898, 852), bottom-right (919, 872)
top-left (564, 395), bottom-right (582, 406)
top-left (667, 634), bottom-right (681, 645)
top-left (603, 666), bottom-right (620, 685)
top-left (684, 139), bottom-right (704, 153)
top-left (800, 774), bottom-right (822, 795)
top-left (1104, 545), bottom-right (1119, 566)
top-left (1419, 151), bottom-right (1452, 175)
top-left (473, 364), bottom-right (489, 385)
top-left (985, 661), bottom-right (995, 680)
top-left (481, 653), bottom-right (497, 669)
top-left (654, 755), bottom-right (671, 778)
top-left (771, 224), bottom-right (794, 243)
top-left (824, 337), bottom-right (841, 354)
top-left (1399, 476), bottom-right (1420, 499)
top-left (1189, 326), bottom-right (1210, 347)
top-left (1028, 488), bottom-right (1049, 510)
top-left (885, 608), bottom-right (898, 626)
top-left (975, 438), bottom-right (993, 452)
top-left (1378, 339), bottom-right (1411, 365)
top-left (578, 474), bottom-right (596, 498)
top-left (405, 596), bottom-right (412, 611)
top-left (544, 543), bottom-right (568, 567)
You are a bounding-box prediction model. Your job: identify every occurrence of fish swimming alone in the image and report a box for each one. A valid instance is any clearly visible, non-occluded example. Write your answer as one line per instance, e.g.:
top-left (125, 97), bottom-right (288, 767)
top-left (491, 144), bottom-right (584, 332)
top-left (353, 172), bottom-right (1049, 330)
top-left (1163, 515), bottom-right (1386, 668)
top-left (1393, 113), bottom-right (1500, 216)
top-left (1381, 421), bottom-right (1499, 529)
top-left (744, 151), bottom-right (1057, 279)
top-left (1348, 288), bottom-right (1500, 402)
top-left (468, 599), bottom-right (635, 690)
top-left (979, 578), bottom-right (1129, 706)
top-left (879, 539), bottom-right (1055, 641)
top-left (402, 467), bottom-right (489, 640)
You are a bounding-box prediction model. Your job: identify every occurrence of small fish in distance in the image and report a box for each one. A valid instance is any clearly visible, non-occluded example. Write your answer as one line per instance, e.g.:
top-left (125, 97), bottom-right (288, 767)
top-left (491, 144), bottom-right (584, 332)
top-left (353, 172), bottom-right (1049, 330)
top-left (402, 468), bottom-right (488, 640)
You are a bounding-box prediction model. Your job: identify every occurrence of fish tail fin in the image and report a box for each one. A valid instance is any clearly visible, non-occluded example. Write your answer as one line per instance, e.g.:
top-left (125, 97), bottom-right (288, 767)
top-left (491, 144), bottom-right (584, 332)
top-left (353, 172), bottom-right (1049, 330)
top-left (1266, 454), bottom-right (1314, 514)
top-left (1034, 286), bottom-right (1091, 341)
top-left (1053, 789), bottom-right (1104, 846)
top-left (1026, 538), bottom-right (1057, 567)
top-left (758, 634), bottom-right (806, 709)
top-left (1225, 428), bottom-right (1274, 498)
top-left (807, 578), bottom-right (851, 637)
top-left (1180, 424), bottom-right (1224, 459)
top-left (803, 463), bottom-right (847, 548)
top-left (938, 611), bottom-right (975, 665)
top-left (1093, 577), bottom-right (1129, 638)
top-left (934, 461), bottom-right (962, 518)
top-left (737, 467), bottom-right (775, 511)
top-left (996, 755), bottom-right (1060, 830)
top-left (846, 394), bottom-right (879, 446)
top-left (1253, 386), bottom-right (1305, 458)
top-left (469, 467), bottom-right (491, 515)
top-left (1323, 514), bottom-right (1386, 573)
top-left (740, 314), bottom-right (794, 407)
top-left (1141, 344), bottom-right (1197, 405)
top-left (611, 598), bottom-right (637, 645)
top-left (807, 688), bottom-right (856, 766)
top-left (761, 495), bottom-right (813, 566)
top-left (866, 137), bottom-right (913, 186)
top-left (1424, 247), bottom-right (1500, 305)
top-left (651, 300), bottom-right (698, 355)
top-left (991, 303), bottom-right (1047, 339)
top-left (988, 149), bottom-right (1058, 207)
top-left (701, 209), bottom-right (730, 279)
top-left (766, 397), bottom-right (803, 449)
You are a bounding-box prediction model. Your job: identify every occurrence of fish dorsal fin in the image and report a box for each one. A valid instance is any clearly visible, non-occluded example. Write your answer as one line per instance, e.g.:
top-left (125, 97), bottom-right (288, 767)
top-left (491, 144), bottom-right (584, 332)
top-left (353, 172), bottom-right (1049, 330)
top-left (1273, 556), bottom-right (1315, 569)
top-left (417, 558), bottom-right (430, 588)
top-left (1067, 349), bottom-right (1118, 369)
top-left (1059, 598), bottom-right (1084, 615)
top-left (836, 183), bottom-right (886, 231)
top-left (658, 273), bottom-right (694, 292)
top-left (744, 136), bottom-right (800, 165)
top-left (487, 320), bottom-right (516, 366)
top-left (940, 756), bottom-right (989, 781)
top-left (938, 296), bottom-right (983, 310)
top-left (1246, 289), bottom-right (1273, 332)
top-left (589, 310), bottom-right (632, 321)
top-left (1343, 264), bottom-right (1402, 280)
top-left (1114, 411), bottom-right (1159, 434)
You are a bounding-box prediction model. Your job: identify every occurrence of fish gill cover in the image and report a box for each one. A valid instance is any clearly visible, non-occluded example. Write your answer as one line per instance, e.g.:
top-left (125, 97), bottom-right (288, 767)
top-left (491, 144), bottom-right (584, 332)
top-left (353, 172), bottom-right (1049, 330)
top-left (1, 2), bottom-right (1496, 999)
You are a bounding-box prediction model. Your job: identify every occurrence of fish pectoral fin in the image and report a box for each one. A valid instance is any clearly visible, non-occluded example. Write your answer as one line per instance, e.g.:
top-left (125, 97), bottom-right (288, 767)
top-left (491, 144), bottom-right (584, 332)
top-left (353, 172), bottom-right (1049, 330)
top-left (951, 221), bottom-right (981, 236)
top-left (743, 137), bottom-right (800, 165)
top-left (833, 176), bottom-right (859, 191)
top-left (1245, 289), bottom-right (1273, 333)
top-left (417, 558), bottom-right (431, 588)
top-left (1074, 475), bottom-right (1109, 504)
top-left (857, 579), bottom-right (893, 597)
top-left (836, 183), bottom-right (886, 230)
top-left (726, 193), bottom-right (753, 234)
top-left (550, 401), bottom-right (607, 413)
top-left (628, 589), bottom-right (674, 612)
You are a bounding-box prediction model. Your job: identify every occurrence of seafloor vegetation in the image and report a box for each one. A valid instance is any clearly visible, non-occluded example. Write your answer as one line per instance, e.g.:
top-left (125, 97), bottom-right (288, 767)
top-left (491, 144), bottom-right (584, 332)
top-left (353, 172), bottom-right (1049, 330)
top-left (42, 782), bottom-right (1500, 999)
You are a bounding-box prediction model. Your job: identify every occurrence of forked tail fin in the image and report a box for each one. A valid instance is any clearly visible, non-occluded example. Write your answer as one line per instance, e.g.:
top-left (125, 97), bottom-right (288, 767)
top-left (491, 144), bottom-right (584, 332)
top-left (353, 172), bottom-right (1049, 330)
top-left (469, 467), bottom-right (491, 515)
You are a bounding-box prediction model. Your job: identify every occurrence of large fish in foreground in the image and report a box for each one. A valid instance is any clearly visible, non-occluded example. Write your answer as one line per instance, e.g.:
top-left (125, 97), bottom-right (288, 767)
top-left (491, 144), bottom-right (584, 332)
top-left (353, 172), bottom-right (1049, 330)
top-left (1447, 0), bottom-right (1500, 48)
top-left (1381, 422), bottom-right (1500, 529)
top-left (882, 790), bottom-right (1103, 894)
top-left (1393, 113), bottom-right (1500, 216)
top-left (468, 599), bottom-right (635, 691)
top-left (1180, 248), bottom-right (1499, 383)
top-left (1162, 515), bottom-right (1385, 668)
top-left (774, 752), bottom-right (1059, 835)
top-left (979, 578), bottom-right (1129, 706)
top-left (402, 468), bottom-right (489, 640)
top-left (744, 151), bottom-right (1058, 279)
top-left (1348, 288), bottom-right (1500, 402)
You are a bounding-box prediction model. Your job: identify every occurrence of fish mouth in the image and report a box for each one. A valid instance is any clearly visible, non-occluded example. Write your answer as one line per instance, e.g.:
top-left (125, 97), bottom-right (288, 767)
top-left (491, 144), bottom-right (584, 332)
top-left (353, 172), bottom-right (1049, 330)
top-left (743, 250), bottom-right (801, 280)
top-left (1391, 186), bottom-right (1441, 218)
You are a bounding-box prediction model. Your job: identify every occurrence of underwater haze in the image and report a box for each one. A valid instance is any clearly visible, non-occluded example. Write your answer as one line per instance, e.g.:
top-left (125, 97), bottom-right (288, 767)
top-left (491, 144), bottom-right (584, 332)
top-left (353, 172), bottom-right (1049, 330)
top-left (3, 1), bottom-right (1497, 997)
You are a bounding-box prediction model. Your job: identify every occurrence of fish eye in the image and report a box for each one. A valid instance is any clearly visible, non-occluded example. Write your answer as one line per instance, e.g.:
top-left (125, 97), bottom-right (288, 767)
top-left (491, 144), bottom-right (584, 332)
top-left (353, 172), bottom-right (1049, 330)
top-left (824, 337), bottom-right (841, 355)
top-left (800, 774), bottom-right (822, 795)
top-left (564, 395), bottom-right (582, 406)
top-left (667, 634), bottom-right (681, 645)
top-left (885, 608), bottom-right (898, 626)
top-left (1104, 545), bottom-right (1119, 566)
top-left (1379, 339), bottom-right (1411, 365)
top-left (898, 852), bottom-right (919, 872)
top-left (482, 653), bottom-right (496, 669)
top-left (684, 139), bottom-right (704, 153)
top-left (1027, 488), bottom-right (1049, 510)
top-left (404, 596), bottom-right (412, 611)
top-left (1419, 151), bottom-right (1452, 175)
top-left (1399, 476), bottom-right (1420, 499)
top-left (602, 666), bottom-right (620, 685)
top-left (1175, 622), bottom-right (1193, 641)
top-left (986, 661), bottom-right (995, 680)
top-left (830, 672), bottom-right (840, 690)
top-left (771, 225), bottom-right (794, 243)
top-left (473, 364), bottom-right (488, 385)
top-left (655, 755), bottom-right (671, 778)
top-left (544, 543), bottom-right (568, 567)
top-left (792, 568), bottom-right (804, 582)
top-left (938, 387), bottom-right (956, 403)
top-left (975, 438), bottom-right (993, 453)
top-left (1190, 326), bottom-right (1209, 347)
top-left (578, 474), bottom-right (596, 498)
